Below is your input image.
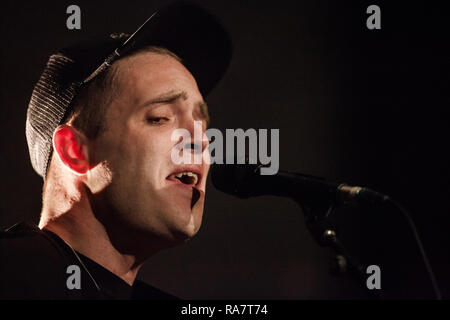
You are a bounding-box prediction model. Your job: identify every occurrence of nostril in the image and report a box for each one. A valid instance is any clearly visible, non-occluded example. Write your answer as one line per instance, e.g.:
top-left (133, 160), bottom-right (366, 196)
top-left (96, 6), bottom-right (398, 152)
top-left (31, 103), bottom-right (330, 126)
top-left (184, 143), bottom-right (201, 153)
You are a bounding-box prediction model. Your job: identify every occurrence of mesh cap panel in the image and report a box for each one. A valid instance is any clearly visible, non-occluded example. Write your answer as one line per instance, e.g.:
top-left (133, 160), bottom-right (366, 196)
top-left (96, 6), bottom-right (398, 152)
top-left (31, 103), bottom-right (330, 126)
top-left (26, 54), bottom-right (81, 177)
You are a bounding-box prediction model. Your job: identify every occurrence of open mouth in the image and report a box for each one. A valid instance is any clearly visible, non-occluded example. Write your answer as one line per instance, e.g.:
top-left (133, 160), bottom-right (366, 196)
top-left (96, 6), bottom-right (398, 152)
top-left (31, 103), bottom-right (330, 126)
top-left (167, 169), bottom-right (203, 209)
top-left (167, 171), bottom-right (200, 187)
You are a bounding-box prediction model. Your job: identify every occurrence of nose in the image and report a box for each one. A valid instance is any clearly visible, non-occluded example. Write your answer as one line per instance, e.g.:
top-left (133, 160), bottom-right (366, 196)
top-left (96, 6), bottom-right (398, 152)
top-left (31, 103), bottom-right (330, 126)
top-left (182, 118), bottom-right (209, 154)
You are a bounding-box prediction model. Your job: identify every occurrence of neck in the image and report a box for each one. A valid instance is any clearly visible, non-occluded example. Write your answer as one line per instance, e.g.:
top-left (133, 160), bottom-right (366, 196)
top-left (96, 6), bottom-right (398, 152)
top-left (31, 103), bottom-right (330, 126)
top-left (39, 186), bottom-right (159, 286)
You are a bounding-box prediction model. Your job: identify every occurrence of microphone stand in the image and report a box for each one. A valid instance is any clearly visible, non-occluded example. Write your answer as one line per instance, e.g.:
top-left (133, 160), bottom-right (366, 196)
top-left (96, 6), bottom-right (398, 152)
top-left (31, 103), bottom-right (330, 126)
top-left (299, 202), bottom-right (382, 299)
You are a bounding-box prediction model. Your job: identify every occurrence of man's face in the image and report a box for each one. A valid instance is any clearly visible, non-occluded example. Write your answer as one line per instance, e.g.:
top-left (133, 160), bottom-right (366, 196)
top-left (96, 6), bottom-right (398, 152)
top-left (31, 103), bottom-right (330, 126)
top-left (87, 51), bottom-right (210, 250)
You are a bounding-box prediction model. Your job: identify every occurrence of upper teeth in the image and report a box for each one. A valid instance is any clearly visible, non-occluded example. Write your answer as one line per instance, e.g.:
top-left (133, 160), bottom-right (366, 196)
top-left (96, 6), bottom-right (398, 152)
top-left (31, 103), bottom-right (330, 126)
top-left (172, 172), bottom-right (198, 185)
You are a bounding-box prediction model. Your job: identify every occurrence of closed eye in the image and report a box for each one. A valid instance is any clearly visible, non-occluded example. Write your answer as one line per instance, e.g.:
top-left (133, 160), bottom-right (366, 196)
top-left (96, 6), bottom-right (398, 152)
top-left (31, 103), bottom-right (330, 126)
top-left (146, 117), bottom-right (169, 125)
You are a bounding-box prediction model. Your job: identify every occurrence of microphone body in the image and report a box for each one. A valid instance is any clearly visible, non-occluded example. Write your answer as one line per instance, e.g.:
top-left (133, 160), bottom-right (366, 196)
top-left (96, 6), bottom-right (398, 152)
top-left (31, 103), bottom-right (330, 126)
top-left (211, 163), bottom-right (389, 206)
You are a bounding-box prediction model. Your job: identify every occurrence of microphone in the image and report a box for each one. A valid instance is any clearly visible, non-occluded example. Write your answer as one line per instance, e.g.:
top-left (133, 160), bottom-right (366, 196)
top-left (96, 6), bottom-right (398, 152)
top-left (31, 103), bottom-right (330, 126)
top-left (211, 163), bottom-right (389, 207)
top-left (211, 163), bottom-right (445, 300)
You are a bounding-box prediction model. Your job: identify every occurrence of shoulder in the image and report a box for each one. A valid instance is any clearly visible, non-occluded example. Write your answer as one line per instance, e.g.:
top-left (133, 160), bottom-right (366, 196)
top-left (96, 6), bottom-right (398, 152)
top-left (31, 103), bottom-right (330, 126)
top-left (0, 222), bottom-right (71, 299)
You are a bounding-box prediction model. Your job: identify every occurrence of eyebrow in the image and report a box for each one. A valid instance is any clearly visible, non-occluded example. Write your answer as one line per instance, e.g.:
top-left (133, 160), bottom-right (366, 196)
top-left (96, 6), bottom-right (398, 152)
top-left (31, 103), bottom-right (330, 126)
top-left (141, 90), bottom-right (210, 125)
top-left (142, 90), bottom-right (188, 106)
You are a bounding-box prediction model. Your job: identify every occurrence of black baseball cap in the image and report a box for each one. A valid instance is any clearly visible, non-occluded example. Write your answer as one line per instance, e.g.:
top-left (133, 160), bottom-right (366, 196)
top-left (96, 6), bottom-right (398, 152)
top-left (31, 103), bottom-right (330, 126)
top-left (26, 2), bottom-right (232, 178)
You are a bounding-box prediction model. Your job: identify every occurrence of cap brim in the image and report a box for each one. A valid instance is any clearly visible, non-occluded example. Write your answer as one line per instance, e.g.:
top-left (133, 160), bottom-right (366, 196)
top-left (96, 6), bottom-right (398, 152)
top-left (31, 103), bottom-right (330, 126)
top-left (73, 3), bottom-right (232, 97)
top-left (130, 3), bottom-right (232, 96)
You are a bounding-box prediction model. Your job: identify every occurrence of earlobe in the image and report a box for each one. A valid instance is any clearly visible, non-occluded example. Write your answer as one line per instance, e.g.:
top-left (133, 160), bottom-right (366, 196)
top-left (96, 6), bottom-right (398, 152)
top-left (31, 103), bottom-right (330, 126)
top-left (53, 125), bottom-right (90, 175)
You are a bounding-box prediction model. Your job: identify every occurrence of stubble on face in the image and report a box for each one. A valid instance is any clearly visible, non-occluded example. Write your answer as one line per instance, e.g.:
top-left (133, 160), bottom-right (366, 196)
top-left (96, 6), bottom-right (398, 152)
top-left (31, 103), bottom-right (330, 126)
top-left (86, 51), bottom-right (210, 254)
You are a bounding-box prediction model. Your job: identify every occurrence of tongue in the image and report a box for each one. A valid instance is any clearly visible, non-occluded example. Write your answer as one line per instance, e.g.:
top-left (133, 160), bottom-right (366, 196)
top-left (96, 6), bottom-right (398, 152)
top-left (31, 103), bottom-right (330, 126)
top-left (178, 175), bottom-right (194, 185)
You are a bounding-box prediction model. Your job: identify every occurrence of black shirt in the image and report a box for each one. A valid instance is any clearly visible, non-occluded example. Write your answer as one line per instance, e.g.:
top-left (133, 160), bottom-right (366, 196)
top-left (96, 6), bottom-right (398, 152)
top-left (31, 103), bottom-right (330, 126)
top-left (0, 222), bottom-right (178, 300)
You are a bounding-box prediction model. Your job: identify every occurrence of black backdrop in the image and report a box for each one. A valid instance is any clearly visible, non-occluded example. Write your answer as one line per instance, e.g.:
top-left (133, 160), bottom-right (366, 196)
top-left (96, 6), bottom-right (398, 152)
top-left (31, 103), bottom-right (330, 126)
top-left (1, 0), bottom-right (449, 299)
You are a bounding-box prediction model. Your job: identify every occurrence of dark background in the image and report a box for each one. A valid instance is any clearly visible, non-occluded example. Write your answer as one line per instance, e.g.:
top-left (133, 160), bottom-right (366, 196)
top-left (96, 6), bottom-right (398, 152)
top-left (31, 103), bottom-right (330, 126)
top-left (1, 0), bottom-right (449, 299)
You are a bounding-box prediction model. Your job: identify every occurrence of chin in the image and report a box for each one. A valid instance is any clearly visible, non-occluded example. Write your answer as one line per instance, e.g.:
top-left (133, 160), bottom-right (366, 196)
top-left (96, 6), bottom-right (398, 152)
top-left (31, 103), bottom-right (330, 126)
top-left (170, 229), bottom-right (196, 244)
top-left (134, 188), bottom-right (206, 248)
top-left (162, 192), bottom-right (205, 242)
top-left (169, 215), bottom-right (203, 243)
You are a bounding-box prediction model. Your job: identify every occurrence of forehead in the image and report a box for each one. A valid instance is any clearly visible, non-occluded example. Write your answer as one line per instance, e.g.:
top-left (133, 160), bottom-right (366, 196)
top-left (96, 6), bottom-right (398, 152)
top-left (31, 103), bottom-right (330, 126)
top-left (112, 51), bottom-right (202, 105)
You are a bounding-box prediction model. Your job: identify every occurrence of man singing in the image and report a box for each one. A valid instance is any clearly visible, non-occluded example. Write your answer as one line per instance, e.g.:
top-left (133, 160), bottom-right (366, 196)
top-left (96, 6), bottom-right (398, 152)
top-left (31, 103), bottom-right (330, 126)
top-left (0, 3), bottom-right (232, 299)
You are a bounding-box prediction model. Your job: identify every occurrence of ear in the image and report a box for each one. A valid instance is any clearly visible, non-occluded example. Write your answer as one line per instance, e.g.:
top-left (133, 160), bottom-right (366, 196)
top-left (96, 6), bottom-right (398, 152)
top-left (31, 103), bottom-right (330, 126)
top-left (53, 125), bottom-right (90, 175)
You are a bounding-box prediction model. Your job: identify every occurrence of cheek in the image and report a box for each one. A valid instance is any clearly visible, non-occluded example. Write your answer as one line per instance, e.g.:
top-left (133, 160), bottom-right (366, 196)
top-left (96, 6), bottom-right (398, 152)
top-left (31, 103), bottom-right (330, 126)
top-left (126, 128), bottom-right (175, 176)
top-left (142, 129), bottom-right (175, 162)
top-left (93, 117), bottom-right (177, 184)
